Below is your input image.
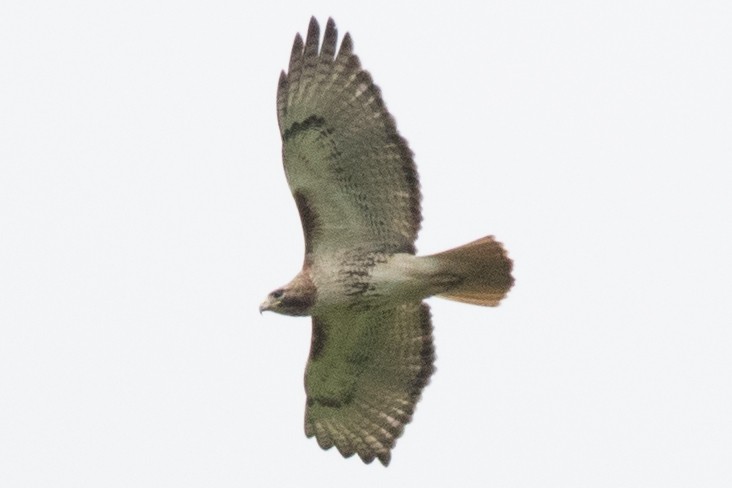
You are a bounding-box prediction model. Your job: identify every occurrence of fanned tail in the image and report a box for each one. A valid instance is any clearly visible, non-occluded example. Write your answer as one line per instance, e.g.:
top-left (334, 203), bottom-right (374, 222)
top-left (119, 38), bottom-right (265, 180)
top-left (431, 235), bottom-right (514, 306)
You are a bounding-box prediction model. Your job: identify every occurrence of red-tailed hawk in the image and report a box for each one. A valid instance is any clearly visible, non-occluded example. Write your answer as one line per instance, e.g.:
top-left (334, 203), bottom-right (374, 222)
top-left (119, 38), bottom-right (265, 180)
top-left (260, 17), bottom-right (514, 466)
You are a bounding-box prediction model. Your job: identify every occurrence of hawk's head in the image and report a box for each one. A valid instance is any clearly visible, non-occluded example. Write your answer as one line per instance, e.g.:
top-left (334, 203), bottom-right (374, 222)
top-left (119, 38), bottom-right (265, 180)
top-left (260, 272), bottom-right (315, 317)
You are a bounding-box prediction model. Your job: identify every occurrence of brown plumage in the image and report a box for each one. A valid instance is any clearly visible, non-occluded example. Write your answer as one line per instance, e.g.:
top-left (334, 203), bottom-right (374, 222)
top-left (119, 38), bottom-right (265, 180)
top-left (260, 17), bottom-right (514, 466)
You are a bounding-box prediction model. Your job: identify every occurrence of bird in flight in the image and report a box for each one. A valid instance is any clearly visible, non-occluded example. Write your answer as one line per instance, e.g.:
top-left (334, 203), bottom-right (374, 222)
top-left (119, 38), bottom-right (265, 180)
top-left (260, 17), bottom-right (514, 466)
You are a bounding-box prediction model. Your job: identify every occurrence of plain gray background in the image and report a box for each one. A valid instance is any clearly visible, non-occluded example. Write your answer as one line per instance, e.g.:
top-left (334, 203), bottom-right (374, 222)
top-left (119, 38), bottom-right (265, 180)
top-left (1, 1), bottom-right (730, 486)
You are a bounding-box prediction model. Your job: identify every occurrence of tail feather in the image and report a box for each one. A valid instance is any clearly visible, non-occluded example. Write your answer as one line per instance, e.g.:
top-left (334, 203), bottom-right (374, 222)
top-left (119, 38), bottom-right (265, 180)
top-left (431, 235), bottom-right (514, 306)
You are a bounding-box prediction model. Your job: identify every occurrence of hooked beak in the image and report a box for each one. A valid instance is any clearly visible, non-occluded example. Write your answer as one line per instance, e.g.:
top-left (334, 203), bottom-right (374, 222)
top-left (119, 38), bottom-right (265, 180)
top-left (259, 297), bottom-right (274, 314)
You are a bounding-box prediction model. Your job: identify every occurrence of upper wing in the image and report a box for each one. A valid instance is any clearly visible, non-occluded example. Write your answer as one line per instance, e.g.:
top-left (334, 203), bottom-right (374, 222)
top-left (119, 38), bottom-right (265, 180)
top-left (278, 18), bottom-right (422, 256)
top-left (304, 302), bottom-right (435, 466)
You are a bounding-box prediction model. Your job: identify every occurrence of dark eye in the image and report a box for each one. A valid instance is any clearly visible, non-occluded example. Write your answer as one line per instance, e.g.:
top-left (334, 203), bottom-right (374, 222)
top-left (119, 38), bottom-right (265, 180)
top-left (271, 289), bottom-right (284, 299)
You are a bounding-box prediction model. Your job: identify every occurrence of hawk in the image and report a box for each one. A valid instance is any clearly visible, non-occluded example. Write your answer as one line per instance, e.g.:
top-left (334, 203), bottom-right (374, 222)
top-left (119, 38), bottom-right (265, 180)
top-left (260, 17), bottom-right (514, 466)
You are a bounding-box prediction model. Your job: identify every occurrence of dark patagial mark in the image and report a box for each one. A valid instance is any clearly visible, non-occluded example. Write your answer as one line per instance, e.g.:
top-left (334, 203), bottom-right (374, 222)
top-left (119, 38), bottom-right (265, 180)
top-left (293, 191), bottom-right (320, 254)
top-left (309, 316), bottom-right (327, 361)
top-left (283, 115), bottom-right (326, 141)
top-left (308, 396), bottom-right (348, 409)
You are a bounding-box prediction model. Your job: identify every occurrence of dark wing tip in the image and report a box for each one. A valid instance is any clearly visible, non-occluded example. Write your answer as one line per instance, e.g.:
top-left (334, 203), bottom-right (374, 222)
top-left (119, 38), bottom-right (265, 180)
top-left (305, 17), bottom-right (320, 55)
top-left (335, 442), bottom-right (356, 459)
top-left (378, 451), bottom-right (392, 467)
top-left (287, 33), bottom-right (304, 73)
top-left (292, 32), bottom-right (304, 52)
top-left (276, 70), bottom-right (289, 130)
top-left (325, 17), bottom-right (336, 32)
top-left (359, 452), bottom-right (376, 464)
top-left (339, 32), bottom-right (353, 57)
top-left (308, 15), bottom-right (319, 31)
top-left (315, 432), bottom-right (334, 450)
top-left (321, 18), bottom-right (338, 60)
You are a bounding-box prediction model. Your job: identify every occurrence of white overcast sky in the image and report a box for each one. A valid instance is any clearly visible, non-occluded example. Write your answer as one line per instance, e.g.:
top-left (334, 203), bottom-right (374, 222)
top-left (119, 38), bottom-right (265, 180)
top-left (1, 1), bottom-right (731, 487)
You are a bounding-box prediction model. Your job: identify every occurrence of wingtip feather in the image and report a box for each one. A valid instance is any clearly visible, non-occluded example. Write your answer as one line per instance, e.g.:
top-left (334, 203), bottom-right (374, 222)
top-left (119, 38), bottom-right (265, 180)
top-left (305, 17), bottom-right (320, 55)
top-left (339, 32), bottom-right (353, 57)
top-left (288, 33), bottom-right (304, 73)
top-left (321, 18), bottom-right (338, 60)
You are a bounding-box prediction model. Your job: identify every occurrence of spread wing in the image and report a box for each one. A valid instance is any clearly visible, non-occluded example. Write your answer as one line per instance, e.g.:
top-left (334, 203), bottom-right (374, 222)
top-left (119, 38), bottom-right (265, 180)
top-left (304, 302), bottom-right (435, 466)
top-left (277, 17), bottom-right (421, 255)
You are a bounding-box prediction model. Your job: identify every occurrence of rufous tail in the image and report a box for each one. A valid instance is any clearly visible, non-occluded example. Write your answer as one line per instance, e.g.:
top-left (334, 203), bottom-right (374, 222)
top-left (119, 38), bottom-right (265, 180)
top-left (431, 235), bottom-right (514, 306)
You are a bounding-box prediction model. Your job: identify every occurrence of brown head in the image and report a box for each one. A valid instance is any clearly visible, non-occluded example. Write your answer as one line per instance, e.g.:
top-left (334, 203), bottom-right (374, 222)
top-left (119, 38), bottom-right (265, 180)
top-left (259, 271), bottom-right (316, 317)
